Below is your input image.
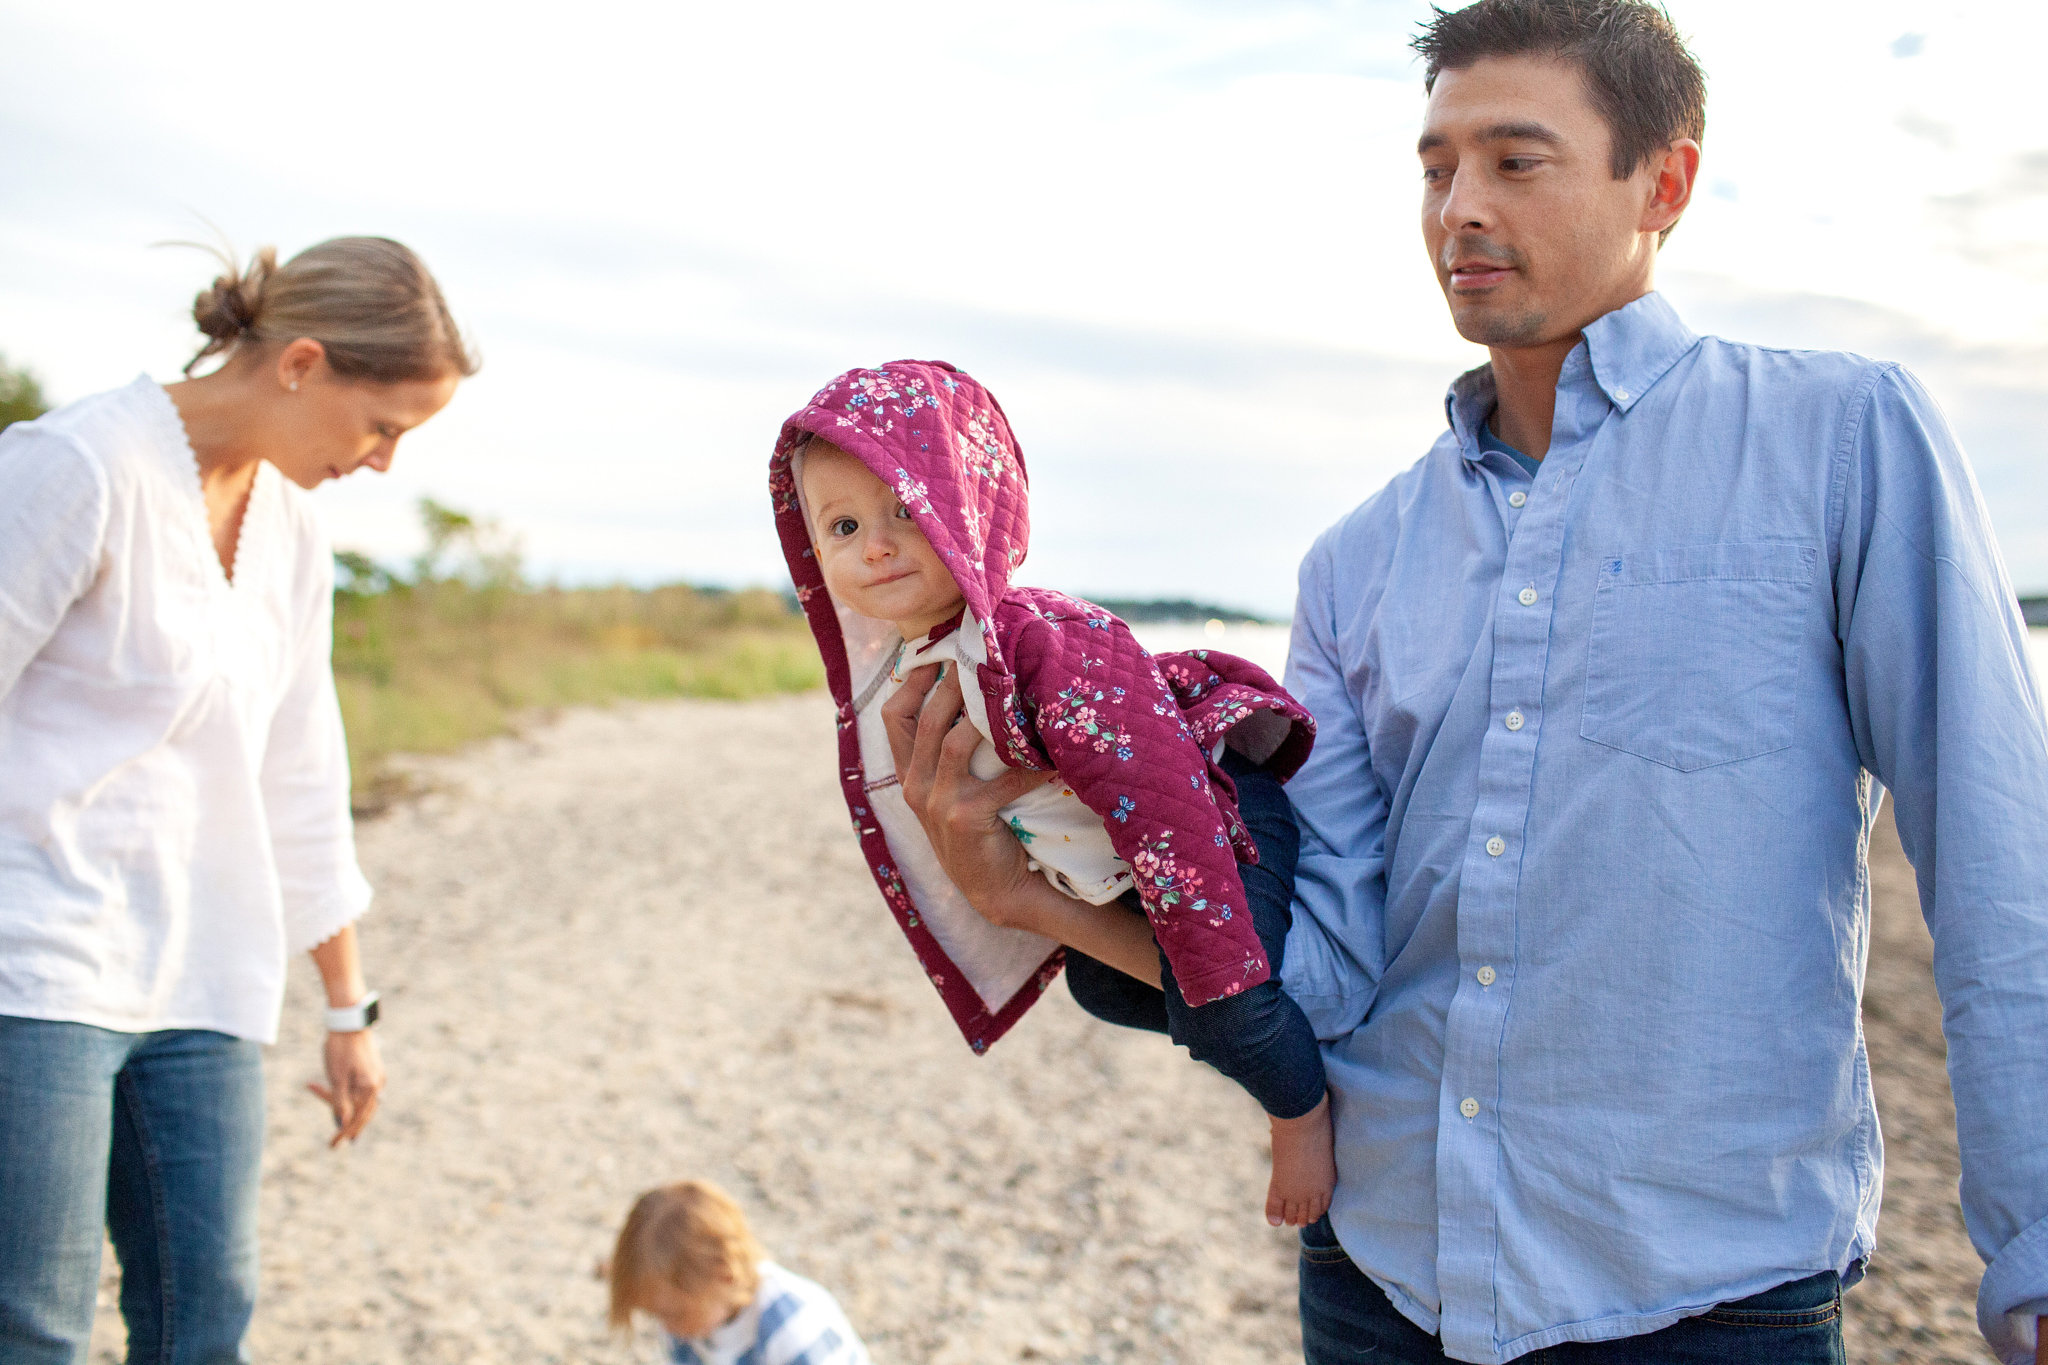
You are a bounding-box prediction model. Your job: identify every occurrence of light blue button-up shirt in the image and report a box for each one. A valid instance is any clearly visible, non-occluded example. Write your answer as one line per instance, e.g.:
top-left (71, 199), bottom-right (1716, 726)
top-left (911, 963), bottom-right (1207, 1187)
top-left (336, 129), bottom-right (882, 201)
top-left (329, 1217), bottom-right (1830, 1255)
top-left (1282, 292), bottom-right (2048, 1365)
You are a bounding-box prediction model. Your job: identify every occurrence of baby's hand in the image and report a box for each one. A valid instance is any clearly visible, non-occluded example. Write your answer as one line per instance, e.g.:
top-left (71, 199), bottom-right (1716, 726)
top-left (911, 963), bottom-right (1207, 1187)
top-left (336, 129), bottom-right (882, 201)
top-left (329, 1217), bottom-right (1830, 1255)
top-left (1265, 1095), bottom-right (1336, 1228)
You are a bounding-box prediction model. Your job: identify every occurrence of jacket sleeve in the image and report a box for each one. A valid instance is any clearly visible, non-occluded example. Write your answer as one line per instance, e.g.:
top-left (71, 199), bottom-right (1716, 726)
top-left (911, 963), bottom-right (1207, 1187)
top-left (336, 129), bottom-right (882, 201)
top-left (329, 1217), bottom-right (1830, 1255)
top-left (1833, 365), bottom-right (2048, 1365)
top-left (260, 524), bottom-right (373, 954)
top-left (999, 599), bottom-right (1270, 1004)
top-left (0, 427), bottom-right (108, 703)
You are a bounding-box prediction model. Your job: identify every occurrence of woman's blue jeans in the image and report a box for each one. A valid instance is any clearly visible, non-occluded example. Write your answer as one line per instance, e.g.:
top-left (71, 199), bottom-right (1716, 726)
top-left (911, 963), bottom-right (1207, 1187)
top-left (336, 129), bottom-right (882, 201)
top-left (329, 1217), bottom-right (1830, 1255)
top-left (0, 1015), bottom-right (264, 1365)
top-left (1298, 1215), bottom-right (1845, 1364)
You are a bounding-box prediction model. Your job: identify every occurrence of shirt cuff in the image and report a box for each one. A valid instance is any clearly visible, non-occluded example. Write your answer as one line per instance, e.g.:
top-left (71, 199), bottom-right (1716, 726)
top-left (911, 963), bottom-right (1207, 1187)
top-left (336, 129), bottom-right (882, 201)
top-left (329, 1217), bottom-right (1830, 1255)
top-left (1977, 1213), bottom-right (2048, 1363)
top-left (284, 868), bottom-right (375, 955)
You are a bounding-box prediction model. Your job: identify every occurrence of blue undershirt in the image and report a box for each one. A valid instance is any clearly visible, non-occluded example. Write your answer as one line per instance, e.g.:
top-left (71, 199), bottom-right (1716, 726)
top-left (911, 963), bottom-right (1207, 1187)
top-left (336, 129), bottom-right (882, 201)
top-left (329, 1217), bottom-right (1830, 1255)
top-left (1480, 416), bottom-right (1541, 477)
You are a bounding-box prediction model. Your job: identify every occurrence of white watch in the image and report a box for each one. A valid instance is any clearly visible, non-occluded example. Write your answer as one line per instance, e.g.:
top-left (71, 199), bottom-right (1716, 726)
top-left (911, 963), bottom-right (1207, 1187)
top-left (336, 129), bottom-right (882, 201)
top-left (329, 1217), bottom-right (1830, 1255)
top-left (325, 991), bottom-right (381, 1033)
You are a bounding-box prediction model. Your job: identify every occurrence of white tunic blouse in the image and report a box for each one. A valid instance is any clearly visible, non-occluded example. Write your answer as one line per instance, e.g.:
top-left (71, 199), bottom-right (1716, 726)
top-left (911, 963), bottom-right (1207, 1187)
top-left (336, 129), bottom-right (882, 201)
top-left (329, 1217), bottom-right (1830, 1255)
top-left (0, 376), bottom-right (370, 1043)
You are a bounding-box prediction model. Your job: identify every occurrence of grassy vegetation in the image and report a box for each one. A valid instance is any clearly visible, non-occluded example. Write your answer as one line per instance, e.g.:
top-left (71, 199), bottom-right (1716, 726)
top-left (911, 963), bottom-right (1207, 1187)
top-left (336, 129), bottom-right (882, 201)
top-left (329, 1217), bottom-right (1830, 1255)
top-left (333, 504), bottom-right (821, 811)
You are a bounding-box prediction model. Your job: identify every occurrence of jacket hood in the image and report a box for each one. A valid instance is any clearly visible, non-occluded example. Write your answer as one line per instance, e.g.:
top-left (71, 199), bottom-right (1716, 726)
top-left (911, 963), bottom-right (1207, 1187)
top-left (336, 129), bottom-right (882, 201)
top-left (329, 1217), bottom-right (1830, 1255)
top-left (772, 359), bottom-right (1029, 670)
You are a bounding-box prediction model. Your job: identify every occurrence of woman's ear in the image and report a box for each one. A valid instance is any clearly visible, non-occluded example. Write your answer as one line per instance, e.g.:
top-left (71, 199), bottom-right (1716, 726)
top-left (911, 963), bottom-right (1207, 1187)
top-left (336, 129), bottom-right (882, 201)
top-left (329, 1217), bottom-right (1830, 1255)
top-left (275, 337), bottom-right (327, 393)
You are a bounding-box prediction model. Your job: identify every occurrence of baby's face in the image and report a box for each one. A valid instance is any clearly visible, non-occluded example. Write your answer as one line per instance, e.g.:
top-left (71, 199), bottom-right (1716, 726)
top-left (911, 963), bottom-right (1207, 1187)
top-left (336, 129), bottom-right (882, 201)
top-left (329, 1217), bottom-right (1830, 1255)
top-left (803, 441), bottom-right (965, 638)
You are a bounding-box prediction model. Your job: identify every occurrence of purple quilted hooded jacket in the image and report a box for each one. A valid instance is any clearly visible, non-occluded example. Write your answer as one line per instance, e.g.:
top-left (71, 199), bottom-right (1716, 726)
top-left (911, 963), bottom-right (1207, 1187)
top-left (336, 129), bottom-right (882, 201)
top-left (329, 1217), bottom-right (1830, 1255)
top-left (771, 361), bottom-right (1314, 1051)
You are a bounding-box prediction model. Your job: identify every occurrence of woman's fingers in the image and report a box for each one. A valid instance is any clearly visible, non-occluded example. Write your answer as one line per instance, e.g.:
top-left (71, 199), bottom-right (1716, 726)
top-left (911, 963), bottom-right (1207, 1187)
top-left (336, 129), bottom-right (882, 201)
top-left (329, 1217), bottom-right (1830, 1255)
top-left (880, 663), bottom-right (940, 783)
top-left (903, 670), bottom-right (966, 813)
top-left (339, 1088), bottom-right (380, 1144)
top-left (314, 1033), bottom-right (387, 1147)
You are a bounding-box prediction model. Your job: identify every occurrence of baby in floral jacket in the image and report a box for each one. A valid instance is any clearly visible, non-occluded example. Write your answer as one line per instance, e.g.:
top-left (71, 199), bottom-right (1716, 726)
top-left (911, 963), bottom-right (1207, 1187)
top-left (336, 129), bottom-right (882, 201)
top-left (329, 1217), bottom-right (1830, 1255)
top-left (770, 359), bottom-right (1334, 1225)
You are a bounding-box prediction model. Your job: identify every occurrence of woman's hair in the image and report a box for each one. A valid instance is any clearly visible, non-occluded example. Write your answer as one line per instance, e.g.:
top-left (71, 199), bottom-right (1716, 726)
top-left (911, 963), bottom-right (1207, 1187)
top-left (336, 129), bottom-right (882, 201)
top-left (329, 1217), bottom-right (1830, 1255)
top-left (181, 236), bottom-right (480, 382)
top-left (607, 1180), bottom-right (765, 1330)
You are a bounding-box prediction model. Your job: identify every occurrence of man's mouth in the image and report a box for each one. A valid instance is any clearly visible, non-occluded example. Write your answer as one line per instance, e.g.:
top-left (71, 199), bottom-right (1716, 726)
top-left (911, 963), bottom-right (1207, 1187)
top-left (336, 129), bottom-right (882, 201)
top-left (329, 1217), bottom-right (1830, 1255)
top-left (1449, 262), bottom-right (1516, 289)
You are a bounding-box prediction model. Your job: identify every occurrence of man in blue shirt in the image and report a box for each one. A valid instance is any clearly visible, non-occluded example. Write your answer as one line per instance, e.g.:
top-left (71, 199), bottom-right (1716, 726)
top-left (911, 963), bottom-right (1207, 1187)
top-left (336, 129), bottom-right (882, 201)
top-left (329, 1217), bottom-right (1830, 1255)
top-left (1276, 1), bottom-right (2048, 1362)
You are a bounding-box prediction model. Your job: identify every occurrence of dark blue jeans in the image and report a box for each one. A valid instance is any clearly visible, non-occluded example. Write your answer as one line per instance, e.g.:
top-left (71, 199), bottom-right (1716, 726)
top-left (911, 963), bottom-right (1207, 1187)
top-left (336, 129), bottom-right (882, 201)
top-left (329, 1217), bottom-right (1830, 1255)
top-left (1065, 748), bottom-right (1327, 1119)
top-left (1299, 1216), bottom-right (1845, 1364)
top-left (0, 1015), bottom-right (265, 1365)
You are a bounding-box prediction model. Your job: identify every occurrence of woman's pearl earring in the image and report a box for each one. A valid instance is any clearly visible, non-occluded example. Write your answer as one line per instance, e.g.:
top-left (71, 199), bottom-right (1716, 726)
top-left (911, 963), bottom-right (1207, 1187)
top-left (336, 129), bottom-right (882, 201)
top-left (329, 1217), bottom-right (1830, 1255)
top-left (289, 381), bottom-right (299, 391)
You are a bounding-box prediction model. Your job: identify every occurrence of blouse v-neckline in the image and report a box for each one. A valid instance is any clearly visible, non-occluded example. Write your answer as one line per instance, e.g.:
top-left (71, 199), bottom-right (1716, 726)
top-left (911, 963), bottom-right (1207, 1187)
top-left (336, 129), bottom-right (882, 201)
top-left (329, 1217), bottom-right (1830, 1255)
top-left (145, 377), bottom-right (268, 592)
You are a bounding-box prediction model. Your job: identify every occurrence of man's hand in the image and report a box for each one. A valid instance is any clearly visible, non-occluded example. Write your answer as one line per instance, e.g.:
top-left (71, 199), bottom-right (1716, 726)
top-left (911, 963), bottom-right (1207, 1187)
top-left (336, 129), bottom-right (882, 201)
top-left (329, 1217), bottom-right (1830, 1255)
top-left (881, 663), bottom-right (1050, 923)
top-left (308, 1029), bottom-right (385, 1148)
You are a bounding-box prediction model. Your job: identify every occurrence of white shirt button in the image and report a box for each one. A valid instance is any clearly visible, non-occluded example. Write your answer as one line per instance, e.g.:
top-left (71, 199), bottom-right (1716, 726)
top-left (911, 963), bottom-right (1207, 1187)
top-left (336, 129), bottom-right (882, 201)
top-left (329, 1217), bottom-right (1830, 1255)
top-left (1477, 965), bottom-right (1497, 986)
top-left (1485, 835), bottom-right (1505, 857)
top-left (1460, 1097), bottom-right (1481, 1119)
top-left (1508, 490), bottom-right (1527, 508)
top-left (1615, 388), bottom-right (1630, 402)
top-left (1504, 710), bottom-right (1524, 731)
top-left (1518, 586), bottom-right (1539, 606)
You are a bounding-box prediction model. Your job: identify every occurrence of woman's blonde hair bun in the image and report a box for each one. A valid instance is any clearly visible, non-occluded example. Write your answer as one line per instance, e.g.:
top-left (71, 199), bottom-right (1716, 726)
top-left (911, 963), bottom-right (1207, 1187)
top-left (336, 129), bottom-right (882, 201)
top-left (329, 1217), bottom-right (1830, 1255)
top-left (180, 236), bottom-right (478, 383)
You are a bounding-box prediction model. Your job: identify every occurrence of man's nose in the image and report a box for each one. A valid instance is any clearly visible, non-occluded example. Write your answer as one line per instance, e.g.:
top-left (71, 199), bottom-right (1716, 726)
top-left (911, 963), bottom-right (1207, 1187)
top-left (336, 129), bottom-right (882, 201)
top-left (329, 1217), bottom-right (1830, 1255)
top-left (1439, 167), bottom-right (1493, 234)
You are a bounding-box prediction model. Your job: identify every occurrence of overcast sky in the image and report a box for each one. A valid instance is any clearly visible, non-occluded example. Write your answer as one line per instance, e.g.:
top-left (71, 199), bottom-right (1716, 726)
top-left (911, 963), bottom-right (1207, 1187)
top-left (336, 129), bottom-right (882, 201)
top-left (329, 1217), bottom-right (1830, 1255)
top-left (5, 0), bottom-right (2045, 615)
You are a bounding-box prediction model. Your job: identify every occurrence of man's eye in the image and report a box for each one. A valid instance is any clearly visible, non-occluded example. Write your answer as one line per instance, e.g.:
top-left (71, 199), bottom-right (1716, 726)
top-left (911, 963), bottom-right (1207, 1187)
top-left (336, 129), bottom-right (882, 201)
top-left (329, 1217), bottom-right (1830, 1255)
top-left (831, 518), bottom-right (858, 536)
top-left (1421, 166), bottom-right (1449, 183)
top-left (1501, 158), bottom-right (1538, 173)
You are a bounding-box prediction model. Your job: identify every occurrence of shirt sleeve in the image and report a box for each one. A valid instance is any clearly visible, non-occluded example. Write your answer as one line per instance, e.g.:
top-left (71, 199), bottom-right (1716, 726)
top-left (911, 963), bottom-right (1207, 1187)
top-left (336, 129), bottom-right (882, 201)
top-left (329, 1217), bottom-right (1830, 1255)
top-left (261, 530), bottom-right (372, 954)
top-left (1278, 532), bottom-right (1391, 1043)
top-left (1833, 365), bottom-right (2048, 1364)
top-left (0, 426), bottom-right (109, 702)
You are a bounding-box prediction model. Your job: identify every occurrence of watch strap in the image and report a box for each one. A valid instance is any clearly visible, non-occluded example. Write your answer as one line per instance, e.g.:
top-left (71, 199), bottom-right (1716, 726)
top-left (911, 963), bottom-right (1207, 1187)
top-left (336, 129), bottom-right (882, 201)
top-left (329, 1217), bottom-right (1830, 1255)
top-left (324, 991), bottom-right (381, 1032)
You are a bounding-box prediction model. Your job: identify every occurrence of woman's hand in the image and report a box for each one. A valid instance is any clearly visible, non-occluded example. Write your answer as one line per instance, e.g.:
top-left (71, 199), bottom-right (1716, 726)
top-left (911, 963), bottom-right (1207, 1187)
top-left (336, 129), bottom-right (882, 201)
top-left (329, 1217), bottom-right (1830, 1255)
top-left (881, 664), bottom-right (1163, 985)
top-left (306, 923), bottom-right (384, 1147)
top-left (308, 1029), bottom-right (385, 1148)
top-left (881, 664), bottom-right (1052, 922)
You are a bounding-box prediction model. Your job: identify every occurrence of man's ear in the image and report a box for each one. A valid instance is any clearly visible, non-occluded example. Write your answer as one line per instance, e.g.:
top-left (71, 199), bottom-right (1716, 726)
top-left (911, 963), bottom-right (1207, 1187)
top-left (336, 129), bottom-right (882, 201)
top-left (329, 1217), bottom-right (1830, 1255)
top-left (1643, 138), bottom-right (1701, 241)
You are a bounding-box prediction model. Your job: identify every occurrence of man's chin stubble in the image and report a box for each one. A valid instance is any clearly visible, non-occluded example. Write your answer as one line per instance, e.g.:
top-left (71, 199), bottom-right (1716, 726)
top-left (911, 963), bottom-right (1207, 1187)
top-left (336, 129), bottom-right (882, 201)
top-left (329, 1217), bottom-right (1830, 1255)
top-left (1453, 303), bottom-right (1550, 349)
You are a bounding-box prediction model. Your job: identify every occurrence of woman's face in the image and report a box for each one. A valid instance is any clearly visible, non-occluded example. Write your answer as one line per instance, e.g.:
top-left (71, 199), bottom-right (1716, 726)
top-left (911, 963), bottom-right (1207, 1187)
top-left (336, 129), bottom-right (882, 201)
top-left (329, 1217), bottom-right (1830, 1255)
top-left (267, 346), bottom-right (460, 490)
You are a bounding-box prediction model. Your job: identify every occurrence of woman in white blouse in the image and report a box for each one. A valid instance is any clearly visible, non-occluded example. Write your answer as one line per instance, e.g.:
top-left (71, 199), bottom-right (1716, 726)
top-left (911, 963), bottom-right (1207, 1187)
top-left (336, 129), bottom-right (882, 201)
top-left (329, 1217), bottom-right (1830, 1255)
top-left (0, 237), bottom-right (474, 1363)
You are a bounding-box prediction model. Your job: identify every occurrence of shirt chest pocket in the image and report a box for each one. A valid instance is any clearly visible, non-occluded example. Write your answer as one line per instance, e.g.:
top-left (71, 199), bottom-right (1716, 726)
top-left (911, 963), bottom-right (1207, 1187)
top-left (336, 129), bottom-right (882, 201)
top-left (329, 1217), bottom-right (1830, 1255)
top-left (1579, 541), bottom-right (1816, 772)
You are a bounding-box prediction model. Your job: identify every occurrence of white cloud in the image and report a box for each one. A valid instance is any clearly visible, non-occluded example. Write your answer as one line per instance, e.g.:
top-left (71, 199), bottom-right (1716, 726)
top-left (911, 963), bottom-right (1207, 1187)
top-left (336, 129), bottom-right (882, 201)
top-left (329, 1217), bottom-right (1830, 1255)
top-left (5, 0), bottom-right (2047, 613)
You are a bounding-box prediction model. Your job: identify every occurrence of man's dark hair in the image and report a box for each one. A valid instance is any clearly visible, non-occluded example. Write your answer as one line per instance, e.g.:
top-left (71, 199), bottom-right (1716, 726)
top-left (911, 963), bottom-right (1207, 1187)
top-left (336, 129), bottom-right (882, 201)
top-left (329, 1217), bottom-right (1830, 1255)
top-left (1414, 0), bottom-right (1706, 184)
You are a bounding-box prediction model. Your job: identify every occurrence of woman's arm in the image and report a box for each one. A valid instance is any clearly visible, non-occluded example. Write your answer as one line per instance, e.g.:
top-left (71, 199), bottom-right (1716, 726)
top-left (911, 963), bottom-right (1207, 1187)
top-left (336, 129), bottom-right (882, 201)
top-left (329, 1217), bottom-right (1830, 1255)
top-left (882, 665), bottom-right (1161, 987)
top-left (0, 431), bottom-right (109, 703)
top-left (307, 924), bottom-right (385, 1147)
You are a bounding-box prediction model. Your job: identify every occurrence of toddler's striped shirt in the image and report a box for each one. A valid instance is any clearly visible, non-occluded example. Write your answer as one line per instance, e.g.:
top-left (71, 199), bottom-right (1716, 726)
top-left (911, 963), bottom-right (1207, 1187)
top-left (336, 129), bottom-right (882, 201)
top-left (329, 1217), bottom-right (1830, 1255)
top-left (667, 1261), bottom-right (869, 1365)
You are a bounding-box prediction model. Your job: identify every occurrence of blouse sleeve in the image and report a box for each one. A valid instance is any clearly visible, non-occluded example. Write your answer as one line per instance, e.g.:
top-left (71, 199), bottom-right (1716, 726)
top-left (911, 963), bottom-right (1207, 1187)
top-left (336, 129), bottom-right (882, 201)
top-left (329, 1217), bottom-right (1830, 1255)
top-left (260, 529), bottom-right (372, 953)
top-left (0, 427), bottom-right (109, 702)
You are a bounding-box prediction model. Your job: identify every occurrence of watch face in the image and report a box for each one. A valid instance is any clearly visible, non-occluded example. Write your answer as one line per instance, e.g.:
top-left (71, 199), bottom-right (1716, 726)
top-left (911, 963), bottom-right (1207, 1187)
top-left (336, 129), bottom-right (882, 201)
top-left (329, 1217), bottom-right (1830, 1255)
top-left (363, 998), bottom-right (381, 1027)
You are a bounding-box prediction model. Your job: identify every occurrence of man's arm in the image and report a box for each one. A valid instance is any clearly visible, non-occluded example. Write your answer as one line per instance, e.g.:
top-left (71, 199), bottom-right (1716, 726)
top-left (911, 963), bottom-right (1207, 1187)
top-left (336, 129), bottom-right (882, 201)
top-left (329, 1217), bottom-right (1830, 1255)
top-left (1278, 535), bottom-right (1392, 1042)
top-left (1836, 366), bottom-right (2048, 1365)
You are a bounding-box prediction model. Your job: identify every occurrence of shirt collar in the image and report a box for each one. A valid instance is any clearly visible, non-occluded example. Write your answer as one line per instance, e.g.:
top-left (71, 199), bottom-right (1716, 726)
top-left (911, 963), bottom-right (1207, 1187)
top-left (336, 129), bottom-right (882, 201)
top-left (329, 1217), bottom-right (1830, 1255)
top-left (1444, 291), bottom-right (1700, 461)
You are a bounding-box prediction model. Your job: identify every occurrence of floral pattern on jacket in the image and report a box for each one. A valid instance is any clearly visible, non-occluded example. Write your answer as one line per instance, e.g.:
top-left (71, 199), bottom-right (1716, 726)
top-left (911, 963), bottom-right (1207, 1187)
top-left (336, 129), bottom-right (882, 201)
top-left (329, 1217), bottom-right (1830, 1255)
top-left (770, 360), bottom-right (1313, 1048)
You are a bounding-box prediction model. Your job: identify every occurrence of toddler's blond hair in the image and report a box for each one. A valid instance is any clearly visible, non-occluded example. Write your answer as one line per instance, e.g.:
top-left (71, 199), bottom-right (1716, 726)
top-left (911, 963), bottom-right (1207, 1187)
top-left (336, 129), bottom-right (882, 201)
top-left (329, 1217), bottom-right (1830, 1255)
top-left (608, 1180), bottom-right (766, 1330)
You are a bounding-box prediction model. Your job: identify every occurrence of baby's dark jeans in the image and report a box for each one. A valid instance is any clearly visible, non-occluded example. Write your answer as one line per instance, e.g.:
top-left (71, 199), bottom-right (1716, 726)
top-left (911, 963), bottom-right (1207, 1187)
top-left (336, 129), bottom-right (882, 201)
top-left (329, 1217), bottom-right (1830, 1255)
top-left (1064, 748), bottom-right (1327, 1119)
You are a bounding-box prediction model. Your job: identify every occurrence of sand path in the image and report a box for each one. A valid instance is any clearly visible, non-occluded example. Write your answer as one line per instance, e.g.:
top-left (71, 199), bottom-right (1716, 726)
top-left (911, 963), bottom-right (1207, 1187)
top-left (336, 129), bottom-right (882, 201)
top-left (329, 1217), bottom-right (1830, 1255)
top-left (85, 693), bottom-right (1999, 1363)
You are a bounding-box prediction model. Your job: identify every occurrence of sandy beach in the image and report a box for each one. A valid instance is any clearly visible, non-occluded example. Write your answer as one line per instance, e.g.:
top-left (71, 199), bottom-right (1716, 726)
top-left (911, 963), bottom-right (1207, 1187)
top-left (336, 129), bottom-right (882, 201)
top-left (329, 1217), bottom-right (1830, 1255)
top-left (88, 692), bottom-right (1998, 1364)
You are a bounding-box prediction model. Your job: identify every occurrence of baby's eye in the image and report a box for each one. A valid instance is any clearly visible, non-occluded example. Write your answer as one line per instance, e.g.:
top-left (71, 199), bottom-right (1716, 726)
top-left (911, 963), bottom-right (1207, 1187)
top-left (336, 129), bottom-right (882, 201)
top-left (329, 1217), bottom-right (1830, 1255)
top-left (830, 517), bottom-right (858, 537)
top-left (895, 504), bottom-right (914, 520)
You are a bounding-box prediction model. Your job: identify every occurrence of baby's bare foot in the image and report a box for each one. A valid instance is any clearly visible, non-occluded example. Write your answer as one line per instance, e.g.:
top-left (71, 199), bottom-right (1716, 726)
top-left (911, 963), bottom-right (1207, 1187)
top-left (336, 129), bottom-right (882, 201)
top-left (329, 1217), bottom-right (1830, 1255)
top-left (1265, 1093), bottom-right (1336, 1227)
